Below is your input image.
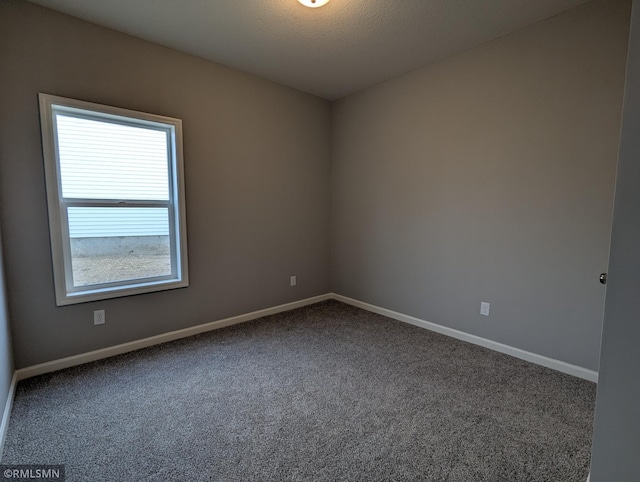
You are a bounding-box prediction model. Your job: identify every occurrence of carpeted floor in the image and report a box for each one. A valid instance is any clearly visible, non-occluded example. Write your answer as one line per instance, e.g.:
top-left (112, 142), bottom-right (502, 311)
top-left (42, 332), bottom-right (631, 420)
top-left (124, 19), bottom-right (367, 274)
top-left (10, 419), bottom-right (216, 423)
top-left (2, 300), bottom-right (596, 481)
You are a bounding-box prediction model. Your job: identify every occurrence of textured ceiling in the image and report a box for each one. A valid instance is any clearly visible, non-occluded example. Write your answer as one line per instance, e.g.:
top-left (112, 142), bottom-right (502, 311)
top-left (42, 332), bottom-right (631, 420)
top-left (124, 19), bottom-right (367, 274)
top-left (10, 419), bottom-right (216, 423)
top-left (28, 0), bottom-right (591, 100)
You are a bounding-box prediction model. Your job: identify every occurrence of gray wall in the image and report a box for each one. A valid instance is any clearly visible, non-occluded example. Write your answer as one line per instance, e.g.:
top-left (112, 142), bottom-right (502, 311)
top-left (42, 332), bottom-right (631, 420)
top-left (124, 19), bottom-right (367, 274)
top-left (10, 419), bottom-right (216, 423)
top-left (0, 1), bottom-right (331, 368)
top-left (590, 0), bottom-right (640, 479)
top-left (0, 0), bottom-right (630, 375)
top-left (0, 232), bottom-right (14, 427)
top-left (331, 0), bottom-right (630, 371)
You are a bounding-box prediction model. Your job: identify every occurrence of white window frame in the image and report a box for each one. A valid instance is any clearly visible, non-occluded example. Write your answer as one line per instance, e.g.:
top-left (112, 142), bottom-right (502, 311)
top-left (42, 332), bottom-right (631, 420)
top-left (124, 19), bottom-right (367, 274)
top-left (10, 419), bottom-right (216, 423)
top-left (39, 93), bottom-right (189, 306)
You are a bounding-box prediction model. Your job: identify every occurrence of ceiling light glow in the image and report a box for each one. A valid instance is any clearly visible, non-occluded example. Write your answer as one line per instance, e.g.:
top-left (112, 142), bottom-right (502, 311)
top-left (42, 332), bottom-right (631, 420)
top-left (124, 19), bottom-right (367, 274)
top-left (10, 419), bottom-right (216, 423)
top-left (298, 0), bottom-right (330, 8)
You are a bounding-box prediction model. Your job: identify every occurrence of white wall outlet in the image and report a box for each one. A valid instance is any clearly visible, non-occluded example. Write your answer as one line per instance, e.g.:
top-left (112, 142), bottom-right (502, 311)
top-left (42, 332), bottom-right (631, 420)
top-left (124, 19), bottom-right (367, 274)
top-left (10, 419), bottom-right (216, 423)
top-left (290, 275), bottom-right (297, 287)
top-left (480, 302), bottom-right (490, 317)
top-left (94, 309), bottom-right (106, 325)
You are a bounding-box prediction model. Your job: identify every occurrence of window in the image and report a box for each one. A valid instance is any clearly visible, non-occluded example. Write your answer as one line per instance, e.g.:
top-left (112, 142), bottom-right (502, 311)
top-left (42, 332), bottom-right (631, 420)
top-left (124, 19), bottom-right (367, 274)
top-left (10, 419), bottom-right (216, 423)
top-left (39, 94), bottom-right (188, 306)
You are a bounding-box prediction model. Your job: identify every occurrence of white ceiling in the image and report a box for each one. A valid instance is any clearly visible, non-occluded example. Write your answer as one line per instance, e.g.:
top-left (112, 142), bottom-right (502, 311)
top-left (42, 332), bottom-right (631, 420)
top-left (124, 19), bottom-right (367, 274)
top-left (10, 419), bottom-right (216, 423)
top-left (29, 0), bottom-right (591, 100)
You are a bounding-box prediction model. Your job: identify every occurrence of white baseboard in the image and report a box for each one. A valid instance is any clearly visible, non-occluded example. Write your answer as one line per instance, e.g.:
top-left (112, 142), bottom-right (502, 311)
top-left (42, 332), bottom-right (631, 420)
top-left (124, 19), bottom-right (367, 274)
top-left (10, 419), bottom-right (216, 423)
top-left (0, 372), bottom-right (17, 462)
top-left (332, 293), bottom-right (598, 383)
top-left (15, 293), bottom-right (332, 381)
top-left (13, 291), bottom-right (597, 384)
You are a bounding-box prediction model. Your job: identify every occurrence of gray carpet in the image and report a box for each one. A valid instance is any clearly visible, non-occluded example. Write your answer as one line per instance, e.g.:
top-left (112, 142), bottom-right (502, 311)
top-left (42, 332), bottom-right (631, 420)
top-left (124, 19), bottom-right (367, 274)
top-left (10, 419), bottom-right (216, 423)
top-left (3, 300), bottom-right (595, 481)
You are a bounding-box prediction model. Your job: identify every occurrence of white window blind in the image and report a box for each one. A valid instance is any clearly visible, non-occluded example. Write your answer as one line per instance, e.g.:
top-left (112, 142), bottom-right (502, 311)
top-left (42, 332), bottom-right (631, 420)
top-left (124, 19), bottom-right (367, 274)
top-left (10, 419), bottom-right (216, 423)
top-left (56, 114), bottom-right (170, 201)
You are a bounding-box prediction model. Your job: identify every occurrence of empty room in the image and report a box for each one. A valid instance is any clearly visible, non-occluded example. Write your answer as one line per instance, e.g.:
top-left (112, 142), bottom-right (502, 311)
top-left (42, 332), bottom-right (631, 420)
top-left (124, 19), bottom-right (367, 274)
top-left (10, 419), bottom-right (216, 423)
top-left (0, 0), bottom-right (639, 480)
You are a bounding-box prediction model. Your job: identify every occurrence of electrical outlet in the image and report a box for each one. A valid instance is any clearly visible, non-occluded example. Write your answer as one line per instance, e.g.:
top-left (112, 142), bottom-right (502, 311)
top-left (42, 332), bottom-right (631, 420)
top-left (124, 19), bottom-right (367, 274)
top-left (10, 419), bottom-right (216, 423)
top-left (290, 275), bottom-right (297, 287)
top-left (480, 302), bottom-right (490, 317)
top-left (94, 309), bottom-right (106, 325)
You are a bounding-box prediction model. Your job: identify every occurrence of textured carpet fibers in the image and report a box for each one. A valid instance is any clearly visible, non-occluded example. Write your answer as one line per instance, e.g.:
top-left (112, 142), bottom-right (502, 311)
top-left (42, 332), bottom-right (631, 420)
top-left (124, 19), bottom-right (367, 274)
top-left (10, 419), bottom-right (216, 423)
top-left (3, 301), bottom-right (596, 481)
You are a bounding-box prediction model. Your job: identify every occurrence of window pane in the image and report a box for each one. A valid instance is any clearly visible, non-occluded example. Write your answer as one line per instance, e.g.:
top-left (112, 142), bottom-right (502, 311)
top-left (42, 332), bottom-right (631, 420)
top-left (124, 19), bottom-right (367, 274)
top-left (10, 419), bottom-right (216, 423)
top-left (55, 114), bottom-right (170, 200)
top-left (40, 94), bottom-right (188, 305)
top-left (68, 207), bottom-right (172, 287)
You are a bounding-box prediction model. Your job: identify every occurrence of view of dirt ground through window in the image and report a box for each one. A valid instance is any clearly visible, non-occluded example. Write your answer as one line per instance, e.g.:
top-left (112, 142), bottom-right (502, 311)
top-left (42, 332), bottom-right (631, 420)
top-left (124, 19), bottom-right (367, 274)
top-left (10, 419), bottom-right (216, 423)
top-left (72, 254), bottom-right (171, 286)
top-left (70, 236), bottom-right (171, 286)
